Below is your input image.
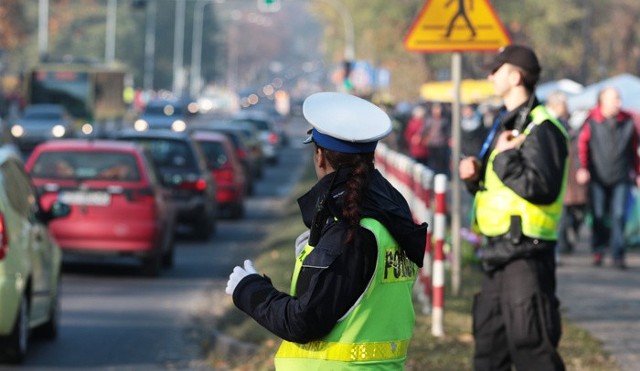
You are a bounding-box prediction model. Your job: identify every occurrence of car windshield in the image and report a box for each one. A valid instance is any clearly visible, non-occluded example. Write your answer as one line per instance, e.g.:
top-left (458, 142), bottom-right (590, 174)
top-left (144, 103), bottom-right (184, 117)
top-left (125, 138), bottom-right (197, 170)
top-left (197, 140), bottom-right (228, 170)
top-left (234, 119), bottom-right (270, 131)
top-left (31, 151), bottom-right (141, 181)
top-left (23, 110), bottom-right (63, 120)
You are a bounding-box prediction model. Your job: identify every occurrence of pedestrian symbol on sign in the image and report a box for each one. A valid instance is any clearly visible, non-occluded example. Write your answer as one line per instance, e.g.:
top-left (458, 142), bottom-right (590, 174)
top-left (445, 0), bottom-right (476, 38)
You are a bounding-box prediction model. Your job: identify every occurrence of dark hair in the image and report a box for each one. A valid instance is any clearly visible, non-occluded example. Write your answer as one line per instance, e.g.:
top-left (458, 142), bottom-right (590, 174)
top-left (513, 65), bottom-right (539, 92)
top-left (319, 145), bottom-right (375, 245)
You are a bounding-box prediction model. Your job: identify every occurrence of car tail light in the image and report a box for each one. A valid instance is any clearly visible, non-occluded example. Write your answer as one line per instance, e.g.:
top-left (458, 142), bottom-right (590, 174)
top-left (217, 168), bottom-right (235, 183)
top-left (268, 132), bottom-right (279, 144)
top-left (236, 148), bottom-right (247, 160)
top-left (0, 213), bottom-right (8, 260)
top-left (127, 187), bottom-right (157, 205)
top-left (178, 178), bottom-right (207, 192)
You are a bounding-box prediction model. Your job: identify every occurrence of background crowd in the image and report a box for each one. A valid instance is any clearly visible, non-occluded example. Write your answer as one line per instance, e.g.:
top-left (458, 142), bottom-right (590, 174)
top-left (383, 86), bottom-right (640, 270)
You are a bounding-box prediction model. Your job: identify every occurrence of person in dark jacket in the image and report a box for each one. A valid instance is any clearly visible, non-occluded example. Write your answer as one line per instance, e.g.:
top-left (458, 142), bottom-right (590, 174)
top-left (225, 92), bottom-right (428, 370)
top-left (458, 45), bottom-right (567, 371)
top-left (546, 91), bottom-right (588, 261)
top-left (576, 86), bottom-right (640, 269)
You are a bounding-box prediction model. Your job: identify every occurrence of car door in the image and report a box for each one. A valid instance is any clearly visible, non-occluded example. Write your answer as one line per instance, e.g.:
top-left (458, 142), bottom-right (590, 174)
top-left (2, 159), bottom-right (50, 323)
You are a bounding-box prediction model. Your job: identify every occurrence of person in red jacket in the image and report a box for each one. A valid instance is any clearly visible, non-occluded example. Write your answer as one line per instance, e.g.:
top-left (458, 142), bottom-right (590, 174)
top-left (404, 104), bottom-right (429, 165)
top-left (576, 86), bottom-right (640, 269)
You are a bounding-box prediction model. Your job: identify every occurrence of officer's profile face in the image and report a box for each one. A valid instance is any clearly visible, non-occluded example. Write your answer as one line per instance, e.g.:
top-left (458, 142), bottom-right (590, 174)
top-left (489, 63), bottom-right (520, 98)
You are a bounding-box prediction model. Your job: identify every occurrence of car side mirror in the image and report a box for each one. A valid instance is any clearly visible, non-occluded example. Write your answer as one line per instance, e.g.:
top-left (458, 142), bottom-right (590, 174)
top-left (37, 200), bottom-right (71, 224)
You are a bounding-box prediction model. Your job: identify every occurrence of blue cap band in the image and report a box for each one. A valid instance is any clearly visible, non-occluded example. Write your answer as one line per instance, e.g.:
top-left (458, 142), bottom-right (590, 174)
top-left (307, 128), bottom-right (378, 153)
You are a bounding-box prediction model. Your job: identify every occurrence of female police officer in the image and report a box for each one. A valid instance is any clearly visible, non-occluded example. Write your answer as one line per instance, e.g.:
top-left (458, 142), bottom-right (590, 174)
top-left (225, 92), bottom-right (428, 370)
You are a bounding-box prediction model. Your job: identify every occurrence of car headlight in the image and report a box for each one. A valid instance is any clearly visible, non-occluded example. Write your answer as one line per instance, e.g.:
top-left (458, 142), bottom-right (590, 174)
top-left (10, 125), bottom-right (24, 137)
top-left (81, 123), bottom-right (94, 135)
top-left (134, 119), bottom-right (149, 132)
top-left (171, 119), bottom-right (186, 132)
top-left (52, 125), bottom-right (66, 138)
top-left (187, 102), bottom-right (199, 114)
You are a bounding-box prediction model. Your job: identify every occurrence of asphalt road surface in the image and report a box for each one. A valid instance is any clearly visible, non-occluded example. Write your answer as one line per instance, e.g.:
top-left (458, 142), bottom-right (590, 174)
top-left (0, 114), bottom-right (311, 371)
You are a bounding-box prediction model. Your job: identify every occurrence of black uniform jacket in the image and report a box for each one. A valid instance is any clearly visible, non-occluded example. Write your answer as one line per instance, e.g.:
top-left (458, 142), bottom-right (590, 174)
top-left (466, 97), bottom-right (568, 205)
top-left (465, 97), bottom-right (568, 270)
top-left (232, 167), bottom-right (428, 343)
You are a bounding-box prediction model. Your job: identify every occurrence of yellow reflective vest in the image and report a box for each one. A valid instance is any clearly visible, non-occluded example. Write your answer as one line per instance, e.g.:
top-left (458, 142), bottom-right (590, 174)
top-left (275, 218), bottom-right (417, 370)
top-left (474, 105), bottom-right (569, 239)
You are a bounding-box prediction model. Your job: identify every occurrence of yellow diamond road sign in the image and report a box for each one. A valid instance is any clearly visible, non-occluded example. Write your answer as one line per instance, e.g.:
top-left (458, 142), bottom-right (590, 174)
top-left (404, 0), bottom-right (511, 52)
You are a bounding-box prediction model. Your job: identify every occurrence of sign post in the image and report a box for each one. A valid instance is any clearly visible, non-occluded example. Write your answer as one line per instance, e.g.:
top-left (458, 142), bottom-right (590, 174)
top-left (404, 0), bottom-right (511, 298)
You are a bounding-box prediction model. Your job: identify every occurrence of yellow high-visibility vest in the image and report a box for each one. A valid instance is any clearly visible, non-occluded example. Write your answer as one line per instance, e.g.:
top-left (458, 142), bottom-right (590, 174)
top-left (275, 218), bottom-right (417, 370)
top-left (474, 105), bottom-right (569, 239)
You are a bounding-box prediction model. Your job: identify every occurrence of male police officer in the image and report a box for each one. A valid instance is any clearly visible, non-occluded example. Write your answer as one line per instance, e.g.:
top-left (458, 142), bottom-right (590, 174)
top-left (459, 45), bottom-right (568, 370)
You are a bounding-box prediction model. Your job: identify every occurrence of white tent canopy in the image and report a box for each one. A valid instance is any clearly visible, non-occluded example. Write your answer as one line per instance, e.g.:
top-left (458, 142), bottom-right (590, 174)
top-left (567, 73), bottom-right (640, 113)
top-left (536, 78), bottom-right (584, 102)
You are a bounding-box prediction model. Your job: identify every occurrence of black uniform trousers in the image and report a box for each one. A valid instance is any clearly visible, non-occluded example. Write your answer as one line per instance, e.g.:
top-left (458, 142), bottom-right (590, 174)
top-left (473, 248), bottom-right (565, 371)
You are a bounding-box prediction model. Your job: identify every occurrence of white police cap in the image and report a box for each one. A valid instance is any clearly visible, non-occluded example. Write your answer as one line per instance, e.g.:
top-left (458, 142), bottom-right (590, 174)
top-left (302, 92), bottom-right (392, 153)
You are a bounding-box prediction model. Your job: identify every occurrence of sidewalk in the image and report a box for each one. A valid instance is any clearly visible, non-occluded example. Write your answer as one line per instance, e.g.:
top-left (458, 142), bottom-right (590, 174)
top-left (556, 238), bottom-right (640, 371)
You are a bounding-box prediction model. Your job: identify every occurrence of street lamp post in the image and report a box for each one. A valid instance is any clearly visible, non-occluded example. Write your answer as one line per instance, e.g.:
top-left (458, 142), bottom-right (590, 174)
top-left (105, 0), bottom-right (117, 65)
top-left (143, 0), bottom-right (158, 91)
top-left (317, 0), bottom-right (355, 61)
top-left (38, 0), bottom-right (49, 62)
top-left (190, 0), bottom-right (213, 97)
top-left (173, 0), bottom-right (187, 96)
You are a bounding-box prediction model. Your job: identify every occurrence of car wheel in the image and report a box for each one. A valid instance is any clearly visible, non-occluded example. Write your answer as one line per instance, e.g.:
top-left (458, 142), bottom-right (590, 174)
top-left (193, 216), bottom-right (214, 241)
top-left (40, 280), bottom-right (61, 340)
top-left (141, 251), bottom-right (162, 277)
top-left (162, 234), bottom-right (175, 269)
top-left (230, 202), bottom-right (245, 220)
top-left (0, 294), bottom-right (29, 363)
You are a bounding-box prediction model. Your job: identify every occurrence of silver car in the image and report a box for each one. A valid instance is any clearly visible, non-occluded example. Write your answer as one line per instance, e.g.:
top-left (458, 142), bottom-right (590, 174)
top-left (10, 104), bottom-right (74, 151)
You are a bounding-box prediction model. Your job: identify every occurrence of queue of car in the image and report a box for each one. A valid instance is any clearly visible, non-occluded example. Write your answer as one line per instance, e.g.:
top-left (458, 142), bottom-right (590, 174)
top-left (0, 101), bottom-right (287, 364)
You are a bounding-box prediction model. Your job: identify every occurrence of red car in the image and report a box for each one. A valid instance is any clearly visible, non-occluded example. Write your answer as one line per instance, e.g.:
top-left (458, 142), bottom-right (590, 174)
top-left (191, 130), bottom-right (247, 219)
top-left (24, 139), bottom-right (177, 276)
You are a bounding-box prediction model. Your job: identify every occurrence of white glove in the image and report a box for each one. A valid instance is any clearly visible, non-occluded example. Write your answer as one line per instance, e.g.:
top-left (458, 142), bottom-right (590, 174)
top-left (294, 229), bottom-right (311, 257)
top-left (225, 259), bottom-right (258, 295)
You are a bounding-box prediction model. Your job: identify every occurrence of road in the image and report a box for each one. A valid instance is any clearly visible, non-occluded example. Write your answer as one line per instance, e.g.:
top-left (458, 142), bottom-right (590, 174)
top-left (0, 114), bottom-right (311, 371)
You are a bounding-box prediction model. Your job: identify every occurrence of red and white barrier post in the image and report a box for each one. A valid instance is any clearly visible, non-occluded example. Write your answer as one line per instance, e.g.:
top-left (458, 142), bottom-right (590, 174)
top-left (431, 174), bottom-right (448, 337)
top-left (412, 163), bottom-right (434, 315)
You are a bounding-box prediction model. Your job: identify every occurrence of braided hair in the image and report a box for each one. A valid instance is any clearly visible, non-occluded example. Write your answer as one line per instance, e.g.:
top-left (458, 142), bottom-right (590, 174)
top-left (320, 146), bottom-right (375, 245)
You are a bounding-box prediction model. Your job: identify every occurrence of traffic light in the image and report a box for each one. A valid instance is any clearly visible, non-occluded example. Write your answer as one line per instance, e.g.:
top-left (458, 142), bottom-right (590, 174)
top-left (343, 60), bottom-right (353, 91)
top-left (257, 0), bottom-right (281, 13)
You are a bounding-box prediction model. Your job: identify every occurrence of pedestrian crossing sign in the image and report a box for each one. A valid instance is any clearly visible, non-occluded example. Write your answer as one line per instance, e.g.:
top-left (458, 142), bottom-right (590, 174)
top-left (404, 0), bottom-right (511, 52)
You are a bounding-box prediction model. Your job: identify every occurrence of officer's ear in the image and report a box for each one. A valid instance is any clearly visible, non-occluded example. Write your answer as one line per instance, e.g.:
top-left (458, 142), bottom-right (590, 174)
top-left (316, 147), bottom-right (329, 169)
top-left (313, 146), bottom-right (324, 168)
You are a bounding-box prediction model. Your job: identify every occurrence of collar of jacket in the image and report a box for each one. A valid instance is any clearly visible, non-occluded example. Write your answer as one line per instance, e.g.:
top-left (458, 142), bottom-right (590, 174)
top-left (499, 96), bottom-right (540, 132)
top-left (297, 167), bottom-right (352, 229)
top-left (587, 105), bottom-right (632, 123)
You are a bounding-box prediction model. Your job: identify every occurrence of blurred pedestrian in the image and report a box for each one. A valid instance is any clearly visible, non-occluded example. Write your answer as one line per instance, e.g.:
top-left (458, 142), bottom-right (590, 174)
top-left (404, 104), bottom-right (429, 165)
top-left (423, 102), bottom-right (451, 176)
top-left (225, 92), bottom-right (428, 369)
top-left (460, 103), bottom-right (487, 157)
top-left (458, 45), bottom-right (568, 370)
top-left (576, 86), bottom-right (640, 269)
top-left (546, 91), bottom-right (588, 261)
